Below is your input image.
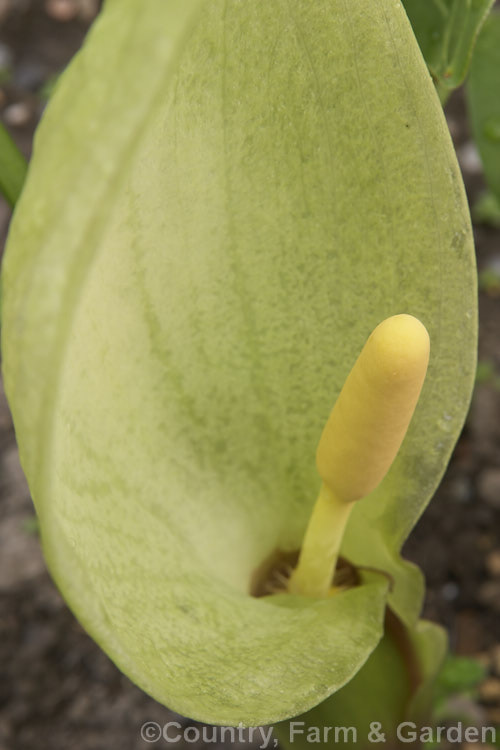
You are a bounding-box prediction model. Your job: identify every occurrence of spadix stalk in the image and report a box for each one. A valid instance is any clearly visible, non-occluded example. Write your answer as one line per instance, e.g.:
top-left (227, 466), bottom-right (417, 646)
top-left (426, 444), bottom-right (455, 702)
top-left (289, 314), bottom-right (430, 599)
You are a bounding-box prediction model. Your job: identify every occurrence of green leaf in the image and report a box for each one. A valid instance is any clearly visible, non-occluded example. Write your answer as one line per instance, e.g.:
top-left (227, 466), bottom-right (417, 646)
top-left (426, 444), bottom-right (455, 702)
top-left (1, 0), bottom-right (476, 725)
top-left (0, 122), bottom-right (28, 208)
top-left (467, 11), bottom-right (500, 204)
top-left (475, 359), bottom-right (499, 385)
top-left (478, 268), bottom-right (500, 297)
top-left (473, 191), bottom-right (500, 228)
top-left (432, 656), bottom-right (489, 727)
top-left (402, 0), bottom-right (494, 93)
top-left (435, 655), bottom-right (487, 696)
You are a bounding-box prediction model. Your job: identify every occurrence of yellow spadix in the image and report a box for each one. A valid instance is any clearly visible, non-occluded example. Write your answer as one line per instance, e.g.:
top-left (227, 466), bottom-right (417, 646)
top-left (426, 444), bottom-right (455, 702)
top-left (288, 314), bottom-right (430, 598)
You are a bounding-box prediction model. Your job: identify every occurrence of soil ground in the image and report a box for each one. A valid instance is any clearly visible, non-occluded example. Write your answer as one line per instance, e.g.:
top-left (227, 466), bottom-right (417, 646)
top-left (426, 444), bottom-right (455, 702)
top-left (0, 2), bottom-right (499, 749)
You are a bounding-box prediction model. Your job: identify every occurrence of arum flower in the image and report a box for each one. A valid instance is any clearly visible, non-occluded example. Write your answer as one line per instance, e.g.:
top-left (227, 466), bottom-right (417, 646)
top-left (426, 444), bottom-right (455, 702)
top-left (1, 0), bottom-right (476, 728)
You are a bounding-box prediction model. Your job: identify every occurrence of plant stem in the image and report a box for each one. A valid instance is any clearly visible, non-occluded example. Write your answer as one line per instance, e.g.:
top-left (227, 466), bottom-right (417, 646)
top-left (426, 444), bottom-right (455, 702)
top-left (288, 483), bottom-right (353, 598)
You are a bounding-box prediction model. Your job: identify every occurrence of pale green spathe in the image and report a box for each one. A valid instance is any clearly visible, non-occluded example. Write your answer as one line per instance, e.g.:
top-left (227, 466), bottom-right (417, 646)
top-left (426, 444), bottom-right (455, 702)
top-left (1, 0), bottom-right (476, 725)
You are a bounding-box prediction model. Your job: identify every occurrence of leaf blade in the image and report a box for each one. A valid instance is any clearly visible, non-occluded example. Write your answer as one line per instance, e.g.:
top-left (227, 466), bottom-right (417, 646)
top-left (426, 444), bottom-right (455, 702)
top-left (0, 122), bottom-right (28, 208)
top-left (467, 11), bottom-right (500, 203)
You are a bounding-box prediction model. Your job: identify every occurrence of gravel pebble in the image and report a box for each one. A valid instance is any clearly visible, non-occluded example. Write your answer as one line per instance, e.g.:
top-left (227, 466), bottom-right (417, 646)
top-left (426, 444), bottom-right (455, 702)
top-left (2, 101), bottom-right (33, 127)
top-left (458, 140), bottom-right (484, 175)
top-left (0, 444), bottom-right (30, 500)
top-left (486, 707), bottom-right (500, 725)
top-left (468, 387), bottom-right (500, 462)
top-left (45, 0), bottom-right (79, 22)
top-left (448, 474), bottom-right (474, 503)
top-left (77, 0), bottom-right (99, 21)
top-left (0, 0), bottom-right (10, 23)
top-left (13, 61), bottom-right (48, 92)
top-left (0, 514), bottom-right (45, 589)
top-left (442, 581), bottom-right (460, 601)
top-left (478, 581), bottom-right (500, 611)
top-left (477, 468), bottom-right (500, 510)
top-left (480, 678), bottom-right (500, 702)
top-left (486, 550), bottom-right (500, 578)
